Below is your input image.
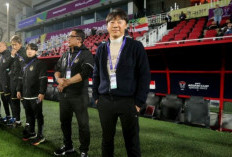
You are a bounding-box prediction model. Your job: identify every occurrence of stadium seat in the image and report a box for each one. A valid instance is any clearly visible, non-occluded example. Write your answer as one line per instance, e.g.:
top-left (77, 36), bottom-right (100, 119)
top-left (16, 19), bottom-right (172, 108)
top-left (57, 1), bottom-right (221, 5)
top-left (160, 94), bottom-right (183, 121)
top-left (45, 84), bottom-right (55, 100)
top-left (140, 92), bottom-right (161, 118)
top-left (184, 96), bottom-right (210, 128)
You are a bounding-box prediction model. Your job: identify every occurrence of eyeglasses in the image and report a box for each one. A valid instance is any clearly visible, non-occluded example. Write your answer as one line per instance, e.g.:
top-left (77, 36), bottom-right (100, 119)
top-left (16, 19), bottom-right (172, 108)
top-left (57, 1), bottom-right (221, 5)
top-left (67, 35), bottom-right (79, 38)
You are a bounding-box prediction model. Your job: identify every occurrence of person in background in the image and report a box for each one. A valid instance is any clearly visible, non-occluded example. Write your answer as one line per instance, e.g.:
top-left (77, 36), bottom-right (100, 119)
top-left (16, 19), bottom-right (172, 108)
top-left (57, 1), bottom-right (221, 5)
top-left (218, 20), bottom-right (231, 36)
top-left (179, 11), bottom-right (187, 21)
top-left (92, 8), bottom-right (150, 157)
top-left (9, 35), bottom-right (28, 127)
top-left (224, 23), bottom-right (232, 35)
top-left (165, 13), bottom-right (172, 29)
top-left (17, 43), bottom-right (47, 145)
top-left (213, 4), bottom-right (223, 26)
top-left (54, 29), bottom-right (94, 157)
top-left (0, 42), bottom-right (12, 124)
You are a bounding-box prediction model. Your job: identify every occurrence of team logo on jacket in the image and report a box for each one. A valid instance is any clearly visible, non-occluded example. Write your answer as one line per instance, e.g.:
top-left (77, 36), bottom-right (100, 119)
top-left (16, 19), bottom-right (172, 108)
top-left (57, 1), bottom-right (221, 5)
top-left (30, 65), bottom-right (34, 71)
top-left (74, 58), bottom-right (79, 63)
top-left (19, 58), bottom-right (23, 61)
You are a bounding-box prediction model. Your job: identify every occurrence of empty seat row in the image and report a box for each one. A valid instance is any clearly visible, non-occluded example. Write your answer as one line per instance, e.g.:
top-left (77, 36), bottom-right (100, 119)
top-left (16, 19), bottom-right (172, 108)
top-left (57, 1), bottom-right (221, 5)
top-left (141, 93), bottom-right (210, 128)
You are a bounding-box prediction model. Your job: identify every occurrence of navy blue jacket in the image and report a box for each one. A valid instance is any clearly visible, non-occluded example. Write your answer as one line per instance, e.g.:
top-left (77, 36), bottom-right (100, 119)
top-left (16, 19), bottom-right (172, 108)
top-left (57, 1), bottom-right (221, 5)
top-left (92, 36), bottom-right (150, 107)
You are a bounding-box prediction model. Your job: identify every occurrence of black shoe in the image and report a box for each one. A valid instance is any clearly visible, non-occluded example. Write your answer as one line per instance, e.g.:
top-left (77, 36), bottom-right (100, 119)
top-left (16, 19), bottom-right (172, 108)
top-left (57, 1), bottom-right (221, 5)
top-left (23, 132), bottom-right (37, 141)
top-left (54, 145), bottom-right (75, 156)
top-left (31, 135), bottom-right (45, 145)
top-left (3, 116), bottom-right (11, 124)
top-left (7, 118), bottom-right (16, 126)
top-left (80, 152), bottom-right (88, 157)
top-left (23, 124), bottom-right (30, 136)
top-left (0, 116), bottom-right (3, 123)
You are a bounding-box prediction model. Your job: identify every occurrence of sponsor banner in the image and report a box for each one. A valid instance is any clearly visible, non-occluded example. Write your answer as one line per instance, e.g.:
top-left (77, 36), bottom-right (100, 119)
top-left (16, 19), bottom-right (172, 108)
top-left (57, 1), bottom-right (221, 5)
top-left (47, 0), bottom-right (100, 19)
top-left (170, 0), bottom-right (231, 22)
top-left (18, 0), bottom-right (100, 29)
top-left (170, 74), bottom-right (220, 97)
top-left (18, 12), bottom-right (47, 29)
top-left (129, 17), bottom-right (148, 24)
top-left (208, 4), bottom-right (232, 20)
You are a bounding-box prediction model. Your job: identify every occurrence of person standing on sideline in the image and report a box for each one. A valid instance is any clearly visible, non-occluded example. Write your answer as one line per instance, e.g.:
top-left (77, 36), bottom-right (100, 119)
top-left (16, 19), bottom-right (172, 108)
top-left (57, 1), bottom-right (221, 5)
top-left (10, 35), bottom-right (28, 127)
top-left (54, 29), bottom-right (94, 157)
top-left (165, 13), bottom-right (172, 29)
top-left (17, 43), bottom-right (47, 145)
top-left (92, 8), bottom-right (150, 157)
top-left (0, 42), bottom-right (12, 124)
top-left (213, 4), bottom-right (223, 26)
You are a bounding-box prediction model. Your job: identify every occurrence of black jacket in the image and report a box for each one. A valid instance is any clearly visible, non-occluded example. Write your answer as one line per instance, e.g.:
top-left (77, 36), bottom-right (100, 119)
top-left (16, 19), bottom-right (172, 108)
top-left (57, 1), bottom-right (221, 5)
top-left (55, 45), bottom-right (94, 97)
top-left (0, 50), bottom-right (11, 92)
top-left (17, 56), bottom-right (47, 98)
top-left (9, 47), bottom-right (27, 82)
top-left (0, 50), bottom-right (11, 81)
top-left (92, 36), bottom-right (150, 107)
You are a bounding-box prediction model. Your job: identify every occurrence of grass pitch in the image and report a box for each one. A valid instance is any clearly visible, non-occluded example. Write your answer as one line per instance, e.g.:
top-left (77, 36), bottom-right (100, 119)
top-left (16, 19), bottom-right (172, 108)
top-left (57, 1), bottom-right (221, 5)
top-left (0, 100), bottom-right (232, 157)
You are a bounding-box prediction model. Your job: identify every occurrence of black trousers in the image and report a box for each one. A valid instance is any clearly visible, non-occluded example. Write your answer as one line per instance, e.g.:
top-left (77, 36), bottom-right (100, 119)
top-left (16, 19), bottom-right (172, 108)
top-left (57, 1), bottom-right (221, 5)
top-left (97, 95), bottom-right (141, 157)
top-left (11, 99), bottom-right (21, 121)
top-left (59, 93), bottom-right (90, 152)
top-left (10, 78), bottom-right (21, 121)
top-left (0, 78), bottom-right (11, 117)
top-left (23, 99), bottom-right (44, 136)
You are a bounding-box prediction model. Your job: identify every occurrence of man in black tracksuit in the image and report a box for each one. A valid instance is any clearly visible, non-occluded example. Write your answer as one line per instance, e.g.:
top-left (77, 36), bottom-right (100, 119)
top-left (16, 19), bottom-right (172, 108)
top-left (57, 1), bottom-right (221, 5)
top-left (92, 9), bottom-right (150, 157)
top-left (9, 35), bottom-right (27, 126)
top-left (0, 42), bottom-right (11, 123)
top-left (54, 29), bottom-right (93, 157)
top-left (17, 43), bottom-right (47, 145)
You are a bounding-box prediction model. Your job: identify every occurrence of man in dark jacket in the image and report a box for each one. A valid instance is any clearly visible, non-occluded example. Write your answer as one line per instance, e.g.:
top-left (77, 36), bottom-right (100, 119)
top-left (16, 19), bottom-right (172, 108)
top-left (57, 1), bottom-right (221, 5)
top-left (9, 35), bottom-right (28, 127)
top-left (17, 43), bottom-right (47, 145)
top-left (179, 11), bottom-right (187, 21)
top-left (0, 42), bottom-right (12, 123)
top-left (54, 29), bottom-right (94, 157)
top-left (92, 8), bottom-right (150, 157)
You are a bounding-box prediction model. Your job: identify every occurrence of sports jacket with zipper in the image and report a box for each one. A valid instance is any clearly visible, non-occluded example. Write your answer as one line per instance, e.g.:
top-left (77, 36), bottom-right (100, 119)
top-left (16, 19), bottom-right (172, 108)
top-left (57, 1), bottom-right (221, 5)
top-left (17, 56), bottom-right (47, 98)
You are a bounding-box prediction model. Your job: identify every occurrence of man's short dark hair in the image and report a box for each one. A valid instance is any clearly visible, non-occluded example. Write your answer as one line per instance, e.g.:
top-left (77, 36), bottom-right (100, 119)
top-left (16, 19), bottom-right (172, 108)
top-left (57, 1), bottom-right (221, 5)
top-left (10, 35), bottom-right (22, 44)
top-left (26, 43), bottom-right (38, 51)
top-left (71, 29), bottom-right (85, 43)
top-left (106, 8), bottom-right (128, 24)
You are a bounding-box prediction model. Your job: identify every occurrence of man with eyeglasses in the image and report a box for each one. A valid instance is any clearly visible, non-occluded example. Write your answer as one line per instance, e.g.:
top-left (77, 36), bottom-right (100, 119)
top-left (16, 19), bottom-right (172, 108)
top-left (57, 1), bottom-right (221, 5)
top-left (54, 29), bottom-right (93, 157)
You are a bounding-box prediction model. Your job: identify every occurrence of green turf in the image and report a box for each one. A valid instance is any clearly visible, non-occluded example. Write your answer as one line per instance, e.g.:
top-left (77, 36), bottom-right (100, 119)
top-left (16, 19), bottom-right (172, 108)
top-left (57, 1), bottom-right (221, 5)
top-left (1, 100), bottom-right (232, 157)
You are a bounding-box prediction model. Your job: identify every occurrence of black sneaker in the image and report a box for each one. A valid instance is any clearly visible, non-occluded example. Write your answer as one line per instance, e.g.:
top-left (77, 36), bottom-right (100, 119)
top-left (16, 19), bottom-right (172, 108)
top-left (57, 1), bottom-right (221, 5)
top-left (31, 135), bottom-right (45, 146)
top-left (80, 152), bottom-right (88, 157)
top-left (0, 116), bottom-right (2, 122)
top-left (54, 145), bottom-right (75, 156)
top-left (23, 124), bottom-right (30, 136)
top-left (23, 132), bottom-right (37, 141)
top-left (7, 118), bottom-right (16, 126)
top-left (3, 116), bottom-right (11, 124)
